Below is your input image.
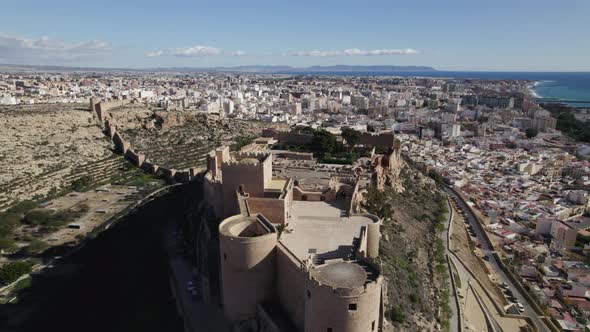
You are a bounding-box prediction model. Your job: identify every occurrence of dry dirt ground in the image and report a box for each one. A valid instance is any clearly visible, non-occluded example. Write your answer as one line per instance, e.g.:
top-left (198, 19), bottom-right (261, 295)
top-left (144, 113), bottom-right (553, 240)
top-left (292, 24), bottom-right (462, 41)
top-left (0, 103), bottom-right (120, 209)
top-left (14, 185), bottom-right (141, 248)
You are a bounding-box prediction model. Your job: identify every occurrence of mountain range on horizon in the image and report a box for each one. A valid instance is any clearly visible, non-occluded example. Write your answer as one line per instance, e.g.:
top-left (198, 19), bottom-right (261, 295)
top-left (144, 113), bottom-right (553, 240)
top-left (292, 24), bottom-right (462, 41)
top-left (0, 63), bottom-right (437, 73)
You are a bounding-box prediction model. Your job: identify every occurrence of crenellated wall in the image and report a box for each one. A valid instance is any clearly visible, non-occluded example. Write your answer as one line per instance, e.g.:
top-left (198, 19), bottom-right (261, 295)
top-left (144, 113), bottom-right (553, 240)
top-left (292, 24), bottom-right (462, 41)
top-left (125, 149), bottom-right (145, 168)
top-left (358, 131), bottom-right (395, 148)
top-left (262, 128), bottom-right (313, 146)
top-left (90, 97), bottom-right (131, 123)
top-left (89, 97), bottom-right (200, 184)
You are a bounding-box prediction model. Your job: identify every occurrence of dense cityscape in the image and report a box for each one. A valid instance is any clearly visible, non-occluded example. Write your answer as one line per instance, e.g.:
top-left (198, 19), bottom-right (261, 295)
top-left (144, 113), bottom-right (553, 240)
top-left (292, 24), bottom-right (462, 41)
top-left (0, 69), bottom-right (588, 332)
top-left (2, 1), bottom-right (590, 331)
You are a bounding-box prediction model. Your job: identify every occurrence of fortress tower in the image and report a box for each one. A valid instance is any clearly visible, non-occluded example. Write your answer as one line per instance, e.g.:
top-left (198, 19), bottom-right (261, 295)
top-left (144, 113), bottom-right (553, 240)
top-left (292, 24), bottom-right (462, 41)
top-left (219, 214), bottom-right (277, 322)
top-left (305, 261), bottom-right (384, 332)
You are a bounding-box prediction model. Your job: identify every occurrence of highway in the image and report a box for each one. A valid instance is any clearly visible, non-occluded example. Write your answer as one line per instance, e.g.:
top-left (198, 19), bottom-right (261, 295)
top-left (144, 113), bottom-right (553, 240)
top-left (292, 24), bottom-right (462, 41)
top-left (445, 186), bottom-right (550, 332)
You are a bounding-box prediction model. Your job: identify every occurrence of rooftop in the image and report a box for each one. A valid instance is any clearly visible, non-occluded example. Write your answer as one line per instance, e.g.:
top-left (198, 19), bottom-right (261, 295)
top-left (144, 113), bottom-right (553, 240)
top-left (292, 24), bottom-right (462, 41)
top-left (219, 214), bottom-right (275, 238)
top-left (311, 262), bottom-right (367, 288)
top-left (280, 200), bottom-right (374, 261)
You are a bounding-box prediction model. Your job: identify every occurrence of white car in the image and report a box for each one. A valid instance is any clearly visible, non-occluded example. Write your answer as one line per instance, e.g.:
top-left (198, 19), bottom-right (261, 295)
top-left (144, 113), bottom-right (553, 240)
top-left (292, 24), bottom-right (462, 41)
top-left (516, 302), bottom-right (525, 313)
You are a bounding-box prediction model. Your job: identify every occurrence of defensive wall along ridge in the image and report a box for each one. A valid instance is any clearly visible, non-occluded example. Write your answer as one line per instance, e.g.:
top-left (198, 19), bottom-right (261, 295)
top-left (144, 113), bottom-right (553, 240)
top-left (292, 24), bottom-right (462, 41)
top-left (89, 98), bottom-right (201, 183)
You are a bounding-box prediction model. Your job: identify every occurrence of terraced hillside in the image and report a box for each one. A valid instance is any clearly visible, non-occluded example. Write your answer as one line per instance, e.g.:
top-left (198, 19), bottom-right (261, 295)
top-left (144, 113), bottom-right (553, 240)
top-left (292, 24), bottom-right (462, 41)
top-left (109, 106), bottom-right (288, 170)
top-left (0, 104), bottom-right (124, 209)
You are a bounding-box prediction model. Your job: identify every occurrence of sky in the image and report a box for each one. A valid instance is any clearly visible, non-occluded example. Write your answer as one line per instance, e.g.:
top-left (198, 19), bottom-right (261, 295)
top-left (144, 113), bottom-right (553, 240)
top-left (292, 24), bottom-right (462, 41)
top-left (0, 0), bottom-right (589, 71)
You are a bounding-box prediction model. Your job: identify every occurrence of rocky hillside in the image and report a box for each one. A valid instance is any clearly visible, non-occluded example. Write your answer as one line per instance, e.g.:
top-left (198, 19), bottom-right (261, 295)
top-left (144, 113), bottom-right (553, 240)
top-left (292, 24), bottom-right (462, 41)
top-left (0, 104), bottom-right (119, 209)
top-left (108, 105), bottom-right (288, 170)
top-left (365, 162), bottom-right (449, 331)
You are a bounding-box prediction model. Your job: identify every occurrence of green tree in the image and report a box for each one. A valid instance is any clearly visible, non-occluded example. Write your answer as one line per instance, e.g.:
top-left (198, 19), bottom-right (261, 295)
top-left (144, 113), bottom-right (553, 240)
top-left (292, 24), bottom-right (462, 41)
top-left (71, 175), bottom-right (93, 192)
top-left (231, 136), bottom-right (255, 151)
top-left (311, 129), bottom-right (337, 155)
top-left (0, 237), bottom-right (16, 251)
top-left (387, 306), bottom-right (406, 323)
top-left (428, 170), bottom-right (444, 186)
top-left (363, 188), bottom-right (394, 221)
top-left (7, 200), bottom-right (38, 214)
top-left (341, 127), bottom-right (361, 150)
top-left (25, 209), bottom-right (54, 225)
top-left (24, 239), bottom-right (50, 255)
top-left (525, 127), bottom-right (538, 139)
top-left (0, 261), bottom-right (33, 286)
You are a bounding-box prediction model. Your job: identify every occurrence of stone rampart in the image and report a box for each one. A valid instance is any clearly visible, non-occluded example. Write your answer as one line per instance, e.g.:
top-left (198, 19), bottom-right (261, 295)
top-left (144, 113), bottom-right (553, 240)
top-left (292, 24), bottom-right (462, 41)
top-left (125, 149), bottom-right (145, 168)
top-left (90, 97), bottom-right (201, 184)
top-left (359, 131), bottom-right (395, 148)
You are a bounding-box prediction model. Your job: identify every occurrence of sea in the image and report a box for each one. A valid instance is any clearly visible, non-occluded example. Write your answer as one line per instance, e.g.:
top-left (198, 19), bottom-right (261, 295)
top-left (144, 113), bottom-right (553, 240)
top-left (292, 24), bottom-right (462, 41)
top-left (283, 71), bottom-right (590, 108)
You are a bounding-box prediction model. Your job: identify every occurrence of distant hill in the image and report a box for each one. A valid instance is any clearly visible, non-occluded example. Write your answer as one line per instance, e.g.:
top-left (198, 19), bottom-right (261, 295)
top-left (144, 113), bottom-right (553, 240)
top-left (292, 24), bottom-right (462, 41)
top-left (294, 65), bottom-right (436, 72)
top-left (0, 63), bottom-right (437, 74)
top-left (159, 65), bottom-right (437, 73)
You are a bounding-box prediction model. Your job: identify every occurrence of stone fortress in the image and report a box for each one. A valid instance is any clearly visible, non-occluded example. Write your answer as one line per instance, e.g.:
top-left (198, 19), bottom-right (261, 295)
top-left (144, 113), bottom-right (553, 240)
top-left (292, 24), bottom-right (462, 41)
top-left (91, 97), bottom-right (404, 331)
top-left (203, 138), bottom-right (402, 332)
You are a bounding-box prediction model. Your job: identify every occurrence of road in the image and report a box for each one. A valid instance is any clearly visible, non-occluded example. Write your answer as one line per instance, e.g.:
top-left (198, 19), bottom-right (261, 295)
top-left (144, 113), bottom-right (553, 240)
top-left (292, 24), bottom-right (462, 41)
top-left (441, 198), bottom-right (461, 332)
top-left (445, 186), bottom-right (550, 332)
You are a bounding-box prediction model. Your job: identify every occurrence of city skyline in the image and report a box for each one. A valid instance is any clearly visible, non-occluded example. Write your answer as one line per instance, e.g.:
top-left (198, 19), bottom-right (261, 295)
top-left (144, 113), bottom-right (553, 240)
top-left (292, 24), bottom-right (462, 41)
top-left (1, 0), bottom-right (589, 71)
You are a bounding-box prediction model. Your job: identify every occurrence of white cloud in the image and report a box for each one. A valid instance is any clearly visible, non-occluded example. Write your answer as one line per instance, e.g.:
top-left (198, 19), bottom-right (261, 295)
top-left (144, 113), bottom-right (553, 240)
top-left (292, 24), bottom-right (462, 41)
top-left (146, 45), bottom-right (221, 58)
top-left (144, 46), bottom-right (419, 59)
top-left (289, 48), bottom-right (419, 57)
top-left (172, 45), bottom-right (220, 57)
top-left (0, 33), bottom-right (110, 61)
top-left (145, 50), bottom-right (163, 58)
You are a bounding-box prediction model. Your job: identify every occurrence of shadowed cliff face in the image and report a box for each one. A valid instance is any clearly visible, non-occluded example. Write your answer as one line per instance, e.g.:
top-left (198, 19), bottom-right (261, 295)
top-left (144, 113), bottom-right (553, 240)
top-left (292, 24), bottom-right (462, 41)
top-left (0, 184), bottom-right (202, 332)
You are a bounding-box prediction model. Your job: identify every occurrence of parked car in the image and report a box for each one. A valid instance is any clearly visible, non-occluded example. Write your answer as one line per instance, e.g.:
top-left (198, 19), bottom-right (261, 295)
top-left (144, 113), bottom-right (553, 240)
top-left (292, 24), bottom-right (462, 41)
top-left (516, 302), bottom-right (525, 313)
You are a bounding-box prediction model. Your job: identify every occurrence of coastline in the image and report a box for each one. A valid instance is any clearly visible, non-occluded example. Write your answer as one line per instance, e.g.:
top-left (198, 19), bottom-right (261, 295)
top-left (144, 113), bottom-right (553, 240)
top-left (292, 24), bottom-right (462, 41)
top-left (528, 81), bottom-right (542, 98)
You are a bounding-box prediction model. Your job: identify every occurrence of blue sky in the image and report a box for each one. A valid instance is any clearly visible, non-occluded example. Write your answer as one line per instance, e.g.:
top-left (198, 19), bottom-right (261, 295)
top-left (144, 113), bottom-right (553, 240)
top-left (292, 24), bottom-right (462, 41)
top-left (1, 0), bottom-right (589, 71)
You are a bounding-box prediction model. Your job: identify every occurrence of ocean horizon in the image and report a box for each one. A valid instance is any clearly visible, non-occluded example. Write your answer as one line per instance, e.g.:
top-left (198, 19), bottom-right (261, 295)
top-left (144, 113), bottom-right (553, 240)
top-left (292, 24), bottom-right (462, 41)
top-left (280, 70), bottom-right (590, 107)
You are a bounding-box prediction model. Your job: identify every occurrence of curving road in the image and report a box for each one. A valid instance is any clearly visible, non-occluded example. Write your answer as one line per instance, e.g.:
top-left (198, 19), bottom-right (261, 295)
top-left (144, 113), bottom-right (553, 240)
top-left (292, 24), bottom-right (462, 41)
top-left (445, 186), bottom-right (550, 332)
